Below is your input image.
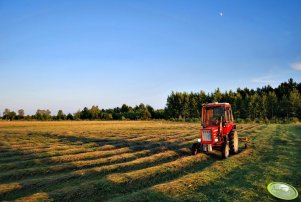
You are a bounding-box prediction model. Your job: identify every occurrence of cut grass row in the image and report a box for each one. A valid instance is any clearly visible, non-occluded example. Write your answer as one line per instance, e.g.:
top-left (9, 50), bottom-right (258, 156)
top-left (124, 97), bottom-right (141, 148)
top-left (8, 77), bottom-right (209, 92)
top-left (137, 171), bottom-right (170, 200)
top-left (108, 124), bottom-right (300, 202)
top-left (0, 124), bottom-right (257, 162)
top-left (0, 135), bottom-right (192, 166)
top-left (0, 138), bottom-right (197, 183)
top-left (0, 122), bottom-right (263, 201)
top-left (0, 124), bottom-right (259, 178)
top-left (0, 131), bottom-right (201, 166)
top-left (1, 150), bottom-right (182, 200)
top-left (9, 153), bottom-right (212, 202)
top-left (108, 149), bottom-right (254, 202)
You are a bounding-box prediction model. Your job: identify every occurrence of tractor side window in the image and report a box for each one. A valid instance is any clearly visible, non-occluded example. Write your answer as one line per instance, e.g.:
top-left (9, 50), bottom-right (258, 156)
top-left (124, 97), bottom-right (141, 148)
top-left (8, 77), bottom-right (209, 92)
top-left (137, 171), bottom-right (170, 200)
top-left (205, 109), bottom-right (212, 126)
top-left (226, 107), bottom-right (233, 122)
top-left (225, 107), bottom-right (231, 122)
top-left (230, 109), bottom-right (234, 122)
top-left (224, 108), bottom-right (228, 122)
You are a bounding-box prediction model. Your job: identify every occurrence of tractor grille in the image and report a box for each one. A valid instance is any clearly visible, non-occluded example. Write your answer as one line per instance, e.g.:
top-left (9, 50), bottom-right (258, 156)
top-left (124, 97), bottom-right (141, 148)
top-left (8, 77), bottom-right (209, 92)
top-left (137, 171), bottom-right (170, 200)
top-left (202, 130), bottom-right (212, 141)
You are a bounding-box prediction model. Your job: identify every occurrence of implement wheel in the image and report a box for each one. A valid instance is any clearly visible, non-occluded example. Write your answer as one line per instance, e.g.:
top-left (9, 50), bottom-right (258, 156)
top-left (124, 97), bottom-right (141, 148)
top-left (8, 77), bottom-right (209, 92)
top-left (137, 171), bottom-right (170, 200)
top-left (191, 143), bottom-right (201, 155)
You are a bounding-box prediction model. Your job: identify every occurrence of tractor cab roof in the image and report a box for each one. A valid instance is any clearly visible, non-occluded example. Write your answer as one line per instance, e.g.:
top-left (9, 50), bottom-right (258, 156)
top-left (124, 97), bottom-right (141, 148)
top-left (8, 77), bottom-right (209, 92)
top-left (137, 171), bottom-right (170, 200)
top-left (202, 102), bottom-right (231, 108)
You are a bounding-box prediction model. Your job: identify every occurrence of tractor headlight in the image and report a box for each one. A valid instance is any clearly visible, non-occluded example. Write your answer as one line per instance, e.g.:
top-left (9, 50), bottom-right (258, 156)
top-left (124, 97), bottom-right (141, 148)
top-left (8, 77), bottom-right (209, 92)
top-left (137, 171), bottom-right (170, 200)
top-left (197, 138), bottom-right (201, 142)
top-left (215, 138), bottom-right (219, 142)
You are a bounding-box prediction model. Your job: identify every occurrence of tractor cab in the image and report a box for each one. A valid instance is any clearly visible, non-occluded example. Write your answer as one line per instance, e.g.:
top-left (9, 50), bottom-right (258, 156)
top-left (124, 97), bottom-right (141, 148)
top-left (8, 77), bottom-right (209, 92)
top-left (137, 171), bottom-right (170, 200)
top-left (202, 103), bottom-right (234, 133)
top-left (192, 102), bottom-right (238, 159)
top-left (202, 104), bottom-right (225, 127)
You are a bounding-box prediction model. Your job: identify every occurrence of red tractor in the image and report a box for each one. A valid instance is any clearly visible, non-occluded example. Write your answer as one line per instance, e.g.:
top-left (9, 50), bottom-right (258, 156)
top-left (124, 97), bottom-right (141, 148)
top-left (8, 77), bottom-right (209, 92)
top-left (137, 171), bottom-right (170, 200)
top-left (191, 102), bottom-right (239, 158)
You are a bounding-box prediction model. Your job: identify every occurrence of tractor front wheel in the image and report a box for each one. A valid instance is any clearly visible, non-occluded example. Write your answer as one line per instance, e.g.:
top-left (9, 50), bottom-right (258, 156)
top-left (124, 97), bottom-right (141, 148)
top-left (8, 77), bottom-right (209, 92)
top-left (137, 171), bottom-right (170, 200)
top-left (222, 142), bottom-right (230, 159)
top-left (191, 143), bottom-right (201, 155)
top-left (229, 130), bottom-right (239, 154)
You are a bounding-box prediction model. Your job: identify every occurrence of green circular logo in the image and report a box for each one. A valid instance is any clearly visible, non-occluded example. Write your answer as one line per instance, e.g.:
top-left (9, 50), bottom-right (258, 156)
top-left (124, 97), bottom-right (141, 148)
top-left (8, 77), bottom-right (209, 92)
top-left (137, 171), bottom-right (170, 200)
top-left (267, 182), bottom-right (299, 200)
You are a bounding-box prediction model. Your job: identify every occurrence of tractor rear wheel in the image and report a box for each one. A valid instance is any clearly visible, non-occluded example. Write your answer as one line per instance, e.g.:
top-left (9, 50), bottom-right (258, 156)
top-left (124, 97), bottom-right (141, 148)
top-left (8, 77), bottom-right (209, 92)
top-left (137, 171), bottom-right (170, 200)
top-left (222, 141), bottom-right (230, 159)
top-left (229, 130), bottom-right (239, 154)
top-left (191, 143), bottom-right (201, 155)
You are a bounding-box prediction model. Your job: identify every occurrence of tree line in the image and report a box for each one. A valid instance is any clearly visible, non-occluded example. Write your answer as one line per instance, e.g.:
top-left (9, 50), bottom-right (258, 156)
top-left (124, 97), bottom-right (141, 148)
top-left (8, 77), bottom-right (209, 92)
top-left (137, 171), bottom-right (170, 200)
top-left (2, 104), bottom-right (165, 121)
top-left (166, 78), bottom-right (301, 122)
top-left (1, 78), bottom-right (301, 122)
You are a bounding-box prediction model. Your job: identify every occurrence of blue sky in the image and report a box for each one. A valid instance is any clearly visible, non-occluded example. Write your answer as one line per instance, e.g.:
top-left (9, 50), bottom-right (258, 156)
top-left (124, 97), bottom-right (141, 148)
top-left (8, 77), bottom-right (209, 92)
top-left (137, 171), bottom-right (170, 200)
top-left (0, 0), bottom-right (300, 115)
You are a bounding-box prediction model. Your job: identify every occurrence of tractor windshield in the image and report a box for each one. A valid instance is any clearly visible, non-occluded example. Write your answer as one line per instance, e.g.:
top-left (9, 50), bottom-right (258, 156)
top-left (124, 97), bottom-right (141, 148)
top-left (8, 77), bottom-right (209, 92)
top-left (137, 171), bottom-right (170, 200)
top-left (203, 106), bottom-right (225, 127)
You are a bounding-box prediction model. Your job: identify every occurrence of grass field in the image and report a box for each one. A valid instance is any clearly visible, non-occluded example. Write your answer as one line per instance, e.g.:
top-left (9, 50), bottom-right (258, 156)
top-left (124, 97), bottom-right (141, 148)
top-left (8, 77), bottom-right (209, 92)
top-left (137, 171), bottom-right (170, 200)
top-left (0, 121), bottom-right (300, 202)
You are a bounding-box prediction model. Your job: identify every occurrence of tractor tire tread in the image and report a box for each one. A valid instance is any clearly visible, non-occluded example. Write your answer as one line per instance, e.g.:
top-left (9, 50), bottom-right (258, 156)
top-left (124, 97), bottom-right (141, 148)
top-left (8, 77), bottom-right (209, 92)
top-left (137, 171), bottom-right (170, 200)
top-left (229, 130), bottom-right (239, 154)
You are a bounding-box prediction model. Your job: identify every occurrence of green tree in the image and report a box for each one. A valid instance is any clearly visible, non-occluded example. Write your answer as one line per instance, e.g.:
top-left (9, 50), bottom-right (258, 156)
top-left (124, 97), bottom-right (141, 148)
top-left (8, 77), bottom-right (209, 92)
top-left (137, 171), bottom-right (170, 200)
top-left (180, 92), bottom-right (189, 119)
top-left (197, 91), bottom-right (207, 118)
top-left (35, 109), bottom-right (51, 120)
top-left (241, 95), bottom-right (250, 119)
top-left (57, 110), bottom-right (66, 120)
top-left (249, 93), bottom-right (257, 119)
top-left (80, 107), bottom-right (91, 120)
top-left (137, 103), bottom-right (151, 120)
top-left (90, 105), bottom-right (101, 119)
top-left (188, 93), bottom-right (199, 119)
top-left (140, 109), bottom-right (151, 120)
top-left (103, 113), bottom-right (113, 120)
top-left (18, 109), bottom-right (25, 119)
top-left (66, 113), bottom-right (74, 120)
top-left (153, 109), bottom-right (165, 119)
top-left (73, 110), bottom-right (81, 120)
top-left (146, 105), bottom-right (155, 118)
top-left (8, 111), bottom-right (16, 120)
top-left (279, 95), bottom-right (290, 118)
top-left (259, 93), bottom-right (267, 119)
top-left (234, 92), bottom-right (242, 119)
top-left (166, 91), bottom-right (177, 118)
top-left (289, 89), bottom-right (301, 118)
top-left (212, 88), bottom-right (222, 102)
top-left (3, 109), bottom-right (16, 120)
top-left (267, 91), bottom-right (278, 119)
top-left (3, 108), bottom-right (11, 120)
top-left (121, 104), bottom-right (129, 113)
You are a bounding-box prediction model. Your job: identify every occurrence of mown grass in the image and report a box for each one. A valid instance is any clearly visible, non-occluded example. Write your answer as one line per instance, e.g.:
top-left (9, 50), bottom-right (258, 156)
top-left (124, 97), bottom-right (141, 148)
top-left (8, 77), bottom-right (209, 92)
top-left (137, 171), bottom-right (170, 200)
top-left (0, 121), bottom-right (299, 202)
